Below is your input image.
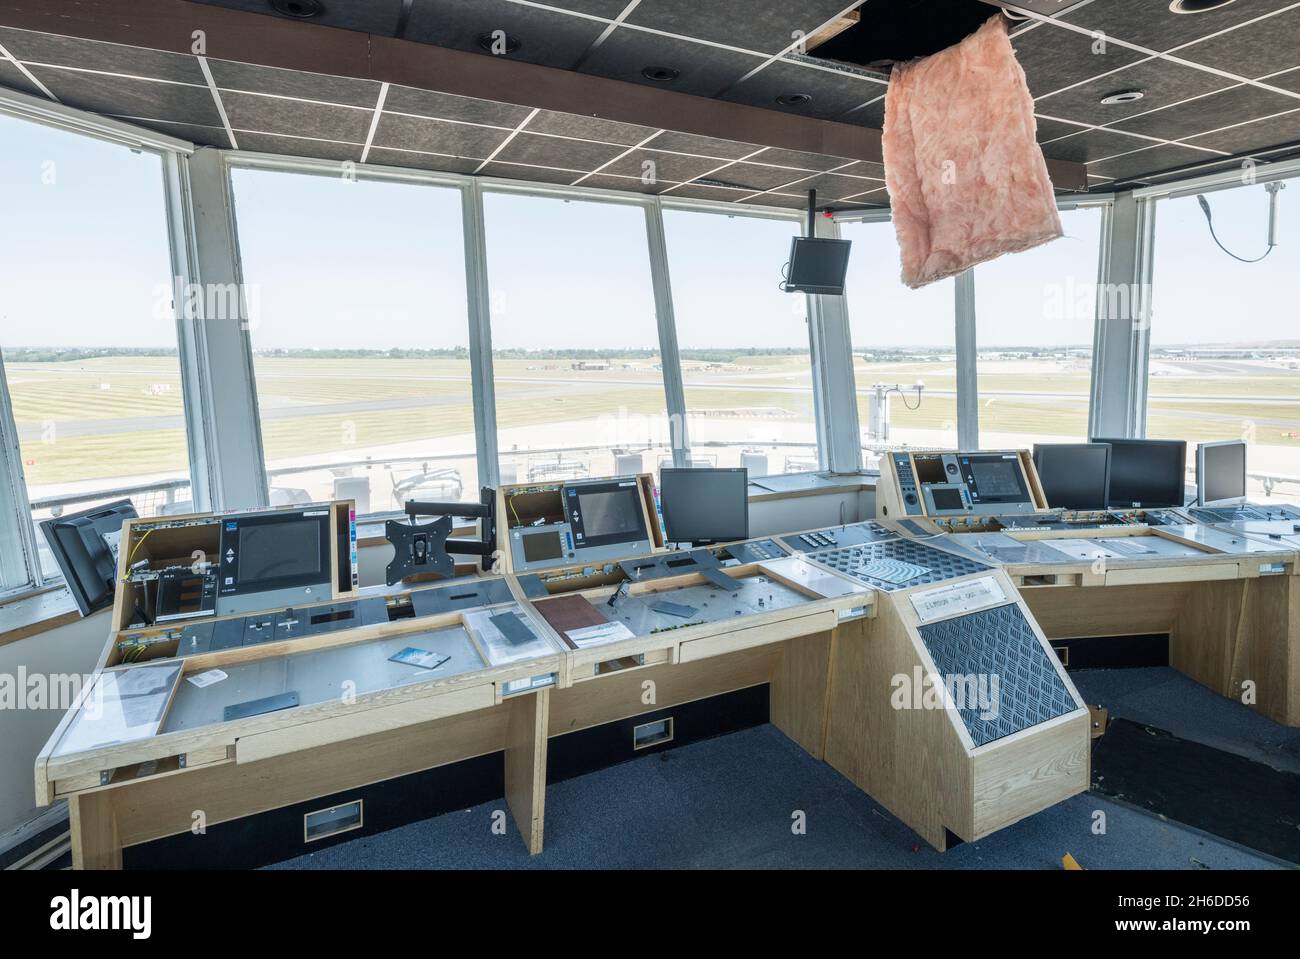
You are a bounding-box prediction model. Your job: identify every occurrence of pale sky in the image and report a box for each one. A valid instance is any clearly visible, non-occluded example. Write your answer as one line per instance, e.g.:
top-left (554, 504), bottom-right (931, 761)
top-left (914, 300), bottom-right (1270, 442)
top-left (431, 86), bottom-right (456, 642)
top-left (1, 111), bottom-right (1296, 353)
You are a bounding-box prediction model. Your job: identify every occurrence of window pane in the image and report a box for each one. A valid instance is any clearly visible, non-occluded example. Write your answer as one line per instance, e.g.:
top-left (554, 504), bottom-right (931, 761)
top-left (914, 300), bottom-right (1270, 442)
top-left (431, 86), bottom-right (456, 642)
top-left (840, 219), bottom-right (957, 462)
top-left (1148, 184), bottom-right (1300, 505)
top-left (662, 209), bottom-right (816, 477)
top-left (231, 169), bottom-right (476, 513)
top-left (974, 206), bottom-right (1102, 449)
top-left (482, 192), bottom-right (672, 483)
top-left (0, 114), bottom-right (188, 580)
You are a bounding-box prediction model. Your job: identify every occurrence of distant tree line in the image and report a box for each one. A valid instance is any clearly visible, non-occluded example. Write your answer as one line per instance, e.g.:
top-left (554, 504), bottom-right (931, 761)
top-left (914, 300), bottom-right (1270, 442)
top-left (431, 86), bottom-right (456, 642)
top-left (7, 346), bottom-right (815, 363)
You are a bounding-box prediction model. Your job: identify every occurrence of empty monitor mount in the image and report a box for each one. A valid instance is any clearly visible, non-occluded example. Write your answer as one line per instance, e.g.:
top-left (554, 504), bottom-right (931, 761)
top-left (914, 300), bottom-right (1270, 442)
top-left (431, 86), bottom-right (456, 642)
top-left (385, 486), bottom-right (497, 585)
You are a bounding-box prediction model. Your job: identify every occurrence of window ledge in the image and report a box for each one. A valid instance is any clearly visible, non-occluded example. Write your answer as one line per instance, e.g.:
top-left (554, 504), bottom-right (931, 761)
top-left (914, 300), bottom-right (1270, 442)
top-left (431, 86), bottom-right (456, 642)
top-left (0, 586), bottom-right (85, 648)
top-left (747, 470), bottom-right (877, 501)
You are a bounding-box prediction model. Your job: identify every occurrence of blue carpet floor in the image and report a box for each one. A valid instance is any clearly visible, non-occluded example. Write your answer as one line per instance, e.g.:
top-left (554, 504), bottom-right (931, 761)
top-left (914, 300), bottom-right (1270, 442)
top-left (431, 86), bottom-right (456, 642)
top-left (271, 667), bottom-right (1295, 870)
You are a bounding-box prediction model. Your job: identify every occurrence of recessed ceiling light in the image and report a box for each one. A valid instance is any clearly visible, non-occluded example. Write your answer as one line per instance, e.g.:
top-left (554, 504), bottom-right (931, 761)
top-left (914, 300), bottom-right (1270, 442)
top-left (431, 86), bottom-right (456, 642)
top-left (641, 66), bottom-right (680, 82)
top-left (776, 93), bottom-right (813, 106)
top-left (476, 32), bottom-right (522, 54)
top-left (1100, 89), bottom-right (1145, 105)
top-left (269, 0), bottom-right (324, 18)
top-left (1169, 0), bottom-right (1238, 12)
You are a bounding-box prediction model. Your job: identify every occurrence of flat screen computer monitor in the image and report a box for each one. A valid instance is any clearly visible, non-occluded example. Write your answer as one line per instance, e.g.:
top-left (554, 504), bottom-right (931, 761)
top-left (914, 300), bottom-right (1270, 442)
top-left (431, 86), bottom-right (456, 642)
top-left (782, 237), bottom-right (852, 295)
top-left (1090, 437), bottom-right (1187, 509)
top-left (659, 467), bottom-right (749, 546)
top-left (39, 499), bottom-right (137, 616)
top-left (1033, 443), bottom-right (1111, 511)
top-left (1197, 440), bottom-right (1247, 507)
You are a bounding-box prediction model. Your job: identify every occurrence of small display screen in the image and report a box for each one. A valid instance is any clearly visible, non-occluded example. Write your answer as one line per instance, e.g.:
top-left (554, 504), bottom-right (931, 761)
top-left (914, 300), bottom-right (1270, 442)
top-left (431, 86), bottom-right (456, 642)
top-left (576, 488), bottom-right (643, 540)
top-left (238, 521), bottom-right (322, 581)
top-left (930, 488), bottom-right (966, 512)
top-left (522, 530), bottom-right (564, 563)
top-left (963, 456), bottom-right (1030, 503)
top-left (1202, 442), bottom-right (1246, 504)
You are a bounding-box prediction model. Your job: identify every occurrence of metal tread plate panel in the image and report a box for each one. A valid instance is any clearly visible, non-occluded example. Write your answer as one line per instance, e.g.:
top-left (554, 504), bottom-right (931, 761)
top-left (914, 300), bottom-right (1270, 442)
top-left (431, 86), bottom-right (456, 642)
top-left (807, 539), bottom-right (991, 591)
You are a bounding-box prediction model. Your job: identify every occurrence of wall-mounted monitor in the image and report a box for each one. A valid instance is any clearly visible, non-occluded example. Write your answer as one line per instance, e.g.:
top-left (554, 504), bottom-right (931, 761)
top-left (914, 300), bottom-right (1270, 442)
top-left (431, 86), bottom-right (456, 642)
top-left (1196, 440), bottom-right (1247, 507)
top-left (40, 499), bottom-right (137, 616)
top-left (782, 237), bottom-right (852, 295)
top-left (660, 467), bottom-right (749, 546)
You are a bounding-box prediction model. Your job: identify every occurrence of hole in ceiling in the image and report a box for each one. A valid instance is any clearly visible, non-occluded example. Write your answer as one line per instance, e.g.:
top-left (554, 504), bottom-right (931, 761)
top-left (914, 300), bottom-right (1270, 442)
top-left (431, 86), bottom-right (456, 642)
top-left (269, 0), bottom-right (324, 18)
top-left (1169, 0), bottom-right (1238, 12)
top-left (803, 0), bottom-right (1001, 70)
top-left (1100, 89), bottom-right (1145, 105)
top-left (641, 66), bottom-right (680, 82)
top-left (476, 32), bottom-right (522, 54)
top-left (776, 93), bottom-right (813, 106)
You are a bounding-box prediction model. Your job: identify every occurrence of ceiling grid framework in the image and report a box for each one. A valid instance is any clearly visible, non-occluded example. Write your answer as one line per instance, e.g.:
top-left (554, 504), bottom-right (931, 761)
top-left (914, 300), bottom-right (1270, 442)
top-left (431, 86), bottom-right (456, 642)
top-left (0, 1), bottom-right (1294, 204)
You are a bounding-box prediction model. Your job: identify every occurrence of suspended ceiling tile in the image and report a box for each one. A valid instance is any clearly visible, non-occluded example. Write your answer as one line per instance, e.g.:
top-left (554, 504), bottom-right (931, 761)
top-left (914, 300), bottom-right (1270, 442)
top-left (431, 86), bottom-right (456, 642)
top-left (1035, 115), bottom-right (1091, 142)
top-left (185, 0), bottom-right (406, 35)
top-left (699, 161), bottom-right (808, 192)
top-left (601, 149), bottom-right (729, 184)
top-left (532, 1), bottom-right (631, 17)
top-left (221, 90), bottom-right (373, 141)
top-left (1110, 84), bottom-right (1298, 142)
top-left (383, 84), bottom-right (529, 126)
top-left (207, 58), bottom-right (382, 107)
top-left (1033, 57), bottom-right (1233, 127)
top-left (405, 0), bottom-right (607, 70)
top-left (839, 95), bottom-right (884, 127)
top-left (1177, 6), bottom-right (1300, 79)
top-left (1039, 127), bottom-right (1163, 164)
top-left (650, 130), bottom-right (763, 160)
top-left (1058, 0), bottom-right (1298, 53)
top-left (479, 160), bottom-right (587, 183)
top-left (752, 147), bottom-right (855, 172)
top-left (1262, 66), bottom-right (1300, 94)
top-left (1012, 20), bottom-right (1146, 99)
top-left (371, 112), bottom-right (507, 158)
top-left (721, 57), bottom-right (885, 121)
top-left (622, 0), bottom-right (859, 57)
top-left (578, 28), bottom-right (767, 98)
top-left (30, 68), bottom-right (222, 125)
top-left (524, 109), bottom-right (659, 145)
top-left (835, 159), bottom-right (886, 180)
top-left (235, 130), bottom-right (363, 162)
top-left (664, 182), bottom-right (755, 203)
top-left (738, 190), bottom-right (815, 211)
top-left (0, 25), bottom-right (206, 84)
top-left (364, 147), bottom-right (483, 174)
top-left (493, 130), bottom-right (627, 169)
top-left (117, 117), bottom-right (232, 148)
top-left (0, 59), bottom-right (43, 97)
top-left (1087, 142), bottom-right (1207, 181)
top-left (1181, 106), bottom-right (1300, 155)
top-left (785, 170), bottom-right (879, 199)
top-left (580, 173), bottom-right (672, 195)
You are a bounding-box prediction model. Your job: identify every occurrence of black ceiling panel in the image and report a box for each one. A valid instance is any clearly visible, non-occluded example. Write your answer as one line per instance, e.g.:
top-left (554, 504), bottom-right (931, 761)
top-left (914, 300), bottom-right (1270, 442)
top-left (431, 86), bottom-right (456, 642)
top-left (222, 90), bottom-right (372, 141)
top-left (1034, 115), bottom-right (1089, 142)
top-left (836, 159), bottom-right (887, 180)
top-left (840, 95), bottom-right (885, 128)
top-left (0, 26), bottom-right (206, 85)
top-left (120, 117), bottom-right (231, 148)
top-left (1033, 57), bottom-right (1233, 127)
top-left (622, 0), bottom-right (859, 57)
top-left (493, 130), bottom-right (627, 169)
top-left (236, 130), bottom-right (362, 162)
top-left (364, 147), bottom-right (483, 173)
top-left (31, 69), bottom-right (222, 126)
top-left (185, 0), bottom-right (406, 35)
top-left (700, 161), bottom-right (810, 192)
top-left (738, 190), bottom-right (817, 210)
top-left (1182, 106), bottom-right (1300, 155)
top-left (601, 149), bottom-right (728, 184)
top-left (371, 112), bottom-right (508, 158)
top-left (1087, 142), bottom-right (1209, 181)
top-left (580, 172), bottom-right (673, 194)
top-left (0, 58), bottom-right (43, 97)
top-left (524, 109), bottom-right (659, 145)
top-left (1060, 0), bottom-right (1298, 54)
top-left (531, 1), bottom-right (632, 17)
top-left (663, 182), bottom-right (762, 203)
top-left (384, 84), bottom-right (529, 127)
top-left (1109, 84), bottom-right (1297, 142)
top-left (721, 57), bottom-right (887, 121)
top-left (1177, 6), bottom-right (1300, 79)
top-left (578, 27), bottom-right (767, 97)
top-left (405, 0), bottom-right (607, 70)
top-left (1265, 66), bottom-right (1300, 94)
top-left (1038, 127), bottom-right (1159, 164)
top-left (1011, 18), bottom-right (1145, 98)
top-left (786, 170), bottom-right (882, 199)
top-left (208, 59), bottom-right (382, 108)
top-left (752, 147), bottom-right (855, 172)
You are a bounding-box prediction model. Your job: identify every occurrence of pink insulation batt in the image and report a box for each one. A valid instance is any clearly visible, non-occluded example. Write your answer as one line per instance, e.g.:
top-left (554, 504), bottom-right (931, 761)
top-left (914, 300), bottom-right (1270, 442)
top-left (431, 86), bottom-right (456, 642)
top-left (882, 15), bottom-right (1063, 289)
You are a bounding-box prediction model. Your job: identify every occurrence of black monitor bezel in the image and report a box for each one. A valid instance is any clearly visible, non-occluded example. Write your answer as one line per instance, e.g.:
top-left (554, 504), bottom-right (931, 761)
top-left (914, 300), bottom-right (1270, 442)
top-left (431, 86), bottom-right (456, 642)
top-left (39, 498), bottom-right (137, 617)
top-left (1196, 440), bottom-right (1247, 507)
top-left (218, 508), bottom-right (333, 598)
top-left (659, 467), bottom-right (750, 546)
top-left (784, 236), bottom-right (852, 295)
top-left (1090, 437), bottom-right (1187, 509)
top-left (563, 479), bottom-right (648, 550)
top-left (1033, 443), bottom-right (1112, 511)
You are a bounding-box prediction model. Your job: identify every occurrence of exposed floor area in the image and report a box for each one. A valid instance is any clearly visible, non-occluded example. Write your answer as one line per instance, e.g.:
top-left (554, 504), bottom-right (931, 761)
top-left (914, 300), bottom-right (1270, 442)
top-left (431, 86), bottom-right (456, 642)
top-left (272, 667), bottom-right (1298, 870)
